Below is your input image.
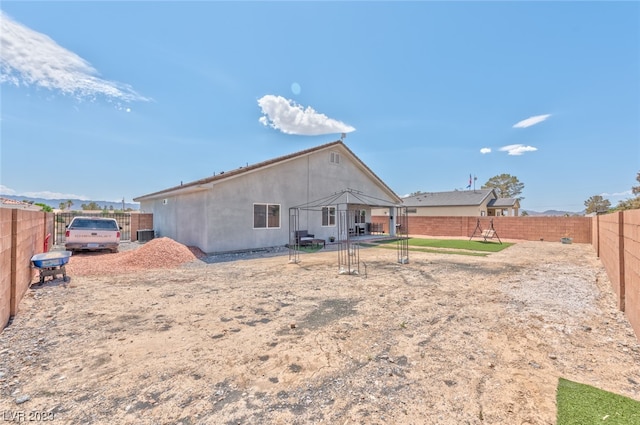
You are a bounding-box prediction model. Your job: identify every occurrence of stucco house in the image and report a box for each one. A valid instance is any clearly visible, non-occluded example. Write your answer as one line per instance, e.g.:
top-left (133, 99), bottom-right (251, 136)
top-left (392, 189), bottom-right (520, 217)
top-left (133, 141), bottom-right (402, 254)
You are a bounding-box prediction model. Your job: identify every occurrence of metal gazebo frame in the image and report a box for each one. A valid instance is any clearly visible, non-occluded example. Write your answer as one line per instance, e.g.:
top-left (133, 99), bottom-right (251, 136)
top-left (288, 188), bottom-right (409, 274)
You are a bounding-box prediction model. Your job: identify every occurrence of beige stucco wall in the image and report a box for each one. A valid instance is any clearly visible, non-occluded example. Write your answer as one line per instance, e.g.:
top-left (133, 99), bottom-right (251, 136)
top-left (140, 146), bottom-right (398, 253)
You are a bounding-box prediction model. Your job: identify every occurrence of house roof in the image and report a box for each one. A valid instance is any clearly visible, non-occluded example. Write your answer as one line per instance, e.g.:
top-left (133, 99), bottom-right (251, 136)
top-left (133, 140), bottom-right (401, 203)
top-left (0, 197), bottom-right (41, 210)
top-left (402, 189), bottom-right (496, 207)
top-left (488, 197), bottom-right (520, 208)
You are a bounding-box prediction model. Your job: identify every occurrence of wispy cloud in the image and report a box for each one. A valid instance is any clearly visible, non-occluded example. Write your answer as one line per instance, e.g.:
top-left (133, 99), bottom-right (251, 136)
top-left (257, 95), bottom-right (355, 136)
top-left (499, 144), bottom-right (538, 156)
top-left (0, 185), bottom-right (89, 200)
top-left (600, 190), bottom-right (632, 198)
top-left (0, 11), bottom-right (149, 102)
top-left (480, 147), bottom-right (491, 154)
top-left (513, 114), bottom-right (551, 129)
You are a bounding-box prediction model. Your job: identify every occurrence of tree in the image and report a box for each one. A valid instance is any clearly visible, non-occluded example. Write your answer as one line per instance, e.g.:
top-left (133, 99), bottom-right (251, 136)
top-left (81, 202), bottom-right (101, 210)
top-left (615, 170), bottom-right (640, 211)
top-left (584, 195), bottom-right (611, 214)
top-left (35, 203), bottom-right (53, 212)
top-left (59, 202), bottom-right (66, 211)
top-left (616, 197), bottom-right (640, 210)
top-left (482, 174), bottom-right (525, 200)
top-left (66, 200), bottom-right (73, 210)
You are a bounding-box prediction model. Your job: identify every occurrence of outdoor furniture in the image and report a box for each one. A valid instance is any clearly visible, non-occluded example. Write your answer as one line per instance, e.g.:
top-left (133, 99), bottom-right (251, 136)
top-left (295, 230), bottom-right (325, 248)
top-left (481, 229), bottom-right (496, 241)
top-left (295, 230), bottom-right (315, 246)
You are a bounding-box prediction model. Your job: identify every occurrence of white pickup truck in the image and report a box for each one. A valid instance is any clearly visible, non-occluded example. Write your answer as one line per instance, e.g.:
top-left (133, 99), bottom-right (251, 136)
top-left (65, 217), bottom-right (121, 253)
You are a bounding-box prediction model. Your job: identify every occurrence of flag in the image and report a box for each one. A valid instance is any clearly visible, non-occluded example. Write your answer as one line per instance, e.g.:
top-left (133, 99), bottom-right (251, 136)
top-left (466, 174), bottom-right (472, 189)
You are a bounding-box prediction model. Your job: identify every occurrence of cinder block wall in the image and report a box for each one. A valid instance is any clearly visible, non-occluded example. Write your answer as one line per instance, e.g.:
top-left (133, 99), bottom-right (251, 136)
top-left (372, 215), bottom-right (592, 243)
top-left (0, 209), bottom-right (12, 330)
top-left (12, 210), bottom-right (47, 318)
top-left (596, 213), bottom-right (624, 309)
top-left (623, 210), bottom-right (640, 340)
top-left (0, 209), bottom-right (52, 330)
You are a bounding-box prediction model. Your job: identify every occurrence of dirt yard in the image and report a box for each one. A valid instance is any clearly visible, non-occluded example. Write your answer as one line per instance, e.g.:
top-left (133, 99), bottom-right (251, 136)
top-left (1, 239), bottom-right (639, 424)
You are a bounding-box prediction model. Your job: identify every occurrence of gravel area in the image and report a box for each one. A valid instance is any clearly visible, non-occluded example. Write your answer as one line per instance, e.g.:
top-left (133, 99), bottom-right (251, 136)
top-left (1, 239), bottom-right (639, 424)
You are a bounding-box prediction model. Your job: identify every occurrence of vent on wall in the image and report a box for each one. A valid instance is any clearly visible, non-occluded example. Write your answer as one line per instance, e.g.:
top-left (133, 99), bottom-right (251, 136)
top-left (162, 199), bottom-right (168, 205)
top-left (330, 152), bottom-right (340, 164)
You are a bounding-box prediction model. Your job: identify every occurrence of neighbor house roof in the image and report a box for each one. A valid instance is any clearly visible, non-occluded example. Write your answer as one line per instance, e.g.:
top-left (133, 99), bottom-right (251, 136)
top-left (0, 197), bottom-right (41, 210)
top-left (487, 198), bottom-right (520, 208)
top-left (134, 140), bottom-right (401, 203)
top-left (402, 189), bottom-right (497, 207)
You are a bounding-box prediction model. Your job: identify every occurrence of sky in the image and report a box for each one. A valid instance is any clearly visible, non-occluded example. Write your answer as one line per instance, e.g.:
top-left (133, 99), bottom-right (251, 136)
top-left (1, 1), bottom-right (638, 212)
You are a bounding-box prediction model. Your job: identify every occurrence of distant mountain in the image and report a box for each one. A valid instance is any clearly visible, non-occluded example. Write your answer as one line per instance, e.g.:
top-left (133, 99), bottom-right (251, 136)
top-left (522, 209), bottom-right (584, 216)
top-left (0, 195), bottom-right (139, 211)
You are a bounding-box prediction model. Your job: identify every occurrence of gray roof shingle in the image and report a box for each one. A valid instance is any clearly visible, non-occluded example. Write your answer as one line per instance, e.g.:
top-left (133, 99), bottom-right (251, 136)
top-left (402, 189), bottom-right (496, 207)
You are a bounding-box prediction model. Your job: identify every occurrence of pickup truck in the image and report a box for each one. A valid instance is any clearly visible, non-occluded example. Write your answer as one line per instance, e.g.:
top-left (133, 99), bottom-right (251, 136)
top-left (65, 217), bottom-right (121, 253)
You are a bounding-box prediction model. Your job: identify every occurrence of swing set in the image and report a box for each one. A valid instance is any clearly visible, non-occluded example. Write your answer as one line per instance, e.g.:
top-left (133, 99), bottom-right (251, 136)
top-left (469, 218), bottom-right (502, 244)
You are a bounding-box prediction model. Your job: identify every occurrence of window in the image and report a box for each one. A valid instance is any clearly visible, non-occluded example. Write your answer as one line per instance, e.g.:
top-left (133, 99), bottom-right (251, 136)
top-left (330, 151), bottom-right (340, 164)
top-left (253, 203), bottom-right (280, 228)
top-left (354, 209), bottom-right (366, 224)
top-left (406, 208), bottom-right (417, 214)
top-left (322, 206), bottom-right (336, 226)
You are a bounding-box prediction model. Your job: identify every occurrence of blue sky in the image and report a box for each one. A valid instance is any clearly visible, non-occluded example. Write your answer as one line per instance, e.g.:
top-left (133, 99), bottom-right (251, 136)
top-left (1, 1), bottom-right (638, 212)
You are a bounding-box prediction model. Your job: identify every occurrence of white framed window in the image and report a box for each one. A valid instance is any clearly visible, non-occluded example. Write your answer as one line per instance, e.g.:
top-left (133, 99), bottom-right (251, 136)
top-left (330, 151), bottom-right (340, 164)
top-left (322, 206), bottom-right (336, 226)
top-left (354, 209), bottom-right (366, 224)
top-left (253, 203), bottom-right (280, 229)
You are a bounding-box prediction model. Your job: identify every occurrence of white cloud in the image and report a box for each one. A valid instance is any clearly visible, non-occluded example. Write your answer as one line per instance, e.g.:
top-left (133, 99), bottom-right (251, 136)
top-left (513, 114), bottom-right (551, 129)
top-left (0, 11), bottom-right (149, 102)
top-left (0, 185), bottom-right (88, 200)
top-left (601, 190), bottom-right (632, 198)
top-left (480, 147), bottom-right (491, 154)
top-left (499, 144), bottom-right (538, 156)
top-left (257, 95), bottom-right (356, 136)
top-left (0, 185), bottom-right (16, 195)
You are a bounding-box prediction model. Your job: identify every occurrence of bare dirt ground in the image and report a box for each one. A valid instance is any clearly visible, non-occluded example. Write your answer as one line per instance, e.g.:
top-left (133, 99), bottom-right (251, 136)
top-left (1, 238), bottom-right (639, 425)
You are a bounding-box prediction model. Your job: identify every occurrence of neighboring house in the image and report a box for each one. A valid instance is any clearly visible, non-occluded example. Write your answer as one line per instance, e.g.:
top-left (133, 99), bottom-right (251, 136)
top-left (0, 197), bottom-right (42, 211)
top-left (387, 189), bottom-right (520, 217)
top-left (133, 141), bottom-right (402, 254)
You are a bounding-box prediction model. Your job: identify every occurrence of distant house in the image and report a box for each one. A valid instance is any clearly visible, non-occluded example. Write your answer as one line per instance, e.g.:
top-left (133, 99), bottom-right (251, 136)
top-left (392, 189), bottom-right (520, 217)
top-left (133, 141), bottom-right (402, 254)
top-left (0, 197), bottom-right (41, 211)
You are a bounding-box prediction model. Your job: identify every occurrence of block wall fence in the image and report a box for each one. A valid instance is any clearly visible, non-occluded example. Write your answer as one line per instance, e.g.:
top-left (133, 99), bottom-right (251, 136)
top-left (592, 210), bottom-right (640, 340)
top-left (1, 211), bottom-right (153, 330)
top-left (371, 215), bottom-right (592, 243)
top-left (3, 211), bottom-right (638, 341)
